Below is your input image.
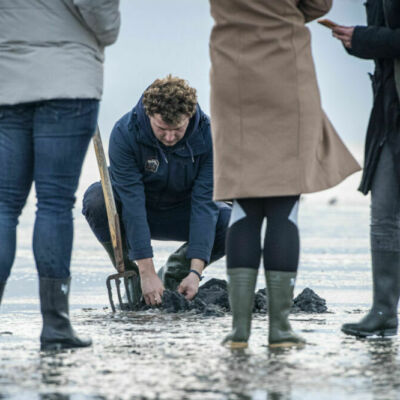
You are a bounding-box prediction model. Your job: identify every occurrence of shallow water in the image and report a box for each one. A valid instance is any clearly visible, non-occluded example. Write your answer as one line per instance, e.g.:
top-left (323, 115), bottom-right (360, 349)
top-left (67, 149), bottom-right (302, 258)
top-left (1, 173), bottom-right (399, 400)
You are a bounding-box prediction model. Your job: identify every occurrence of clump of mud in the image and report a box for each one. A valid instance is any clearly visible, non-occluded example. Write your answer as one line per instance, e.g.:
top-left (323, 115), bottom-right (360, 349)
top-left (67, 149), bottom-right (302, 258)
top-left (135, 278), bottom-right (328, 316)
top-left (292, 287), bottom-right (328, 313)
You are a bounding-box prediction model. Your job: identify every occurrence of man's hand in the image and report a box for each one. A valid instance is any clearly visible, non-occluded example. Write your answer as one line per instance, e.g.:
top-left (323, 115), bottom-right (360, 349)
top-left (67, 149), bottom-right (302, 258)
top-left (178, 273), bottom-right (200, 300)
top-left (178, 258), bottom-right (205, 300)
top-left (332, 25), bottom-right (355, 49)
top-left (137, 258), bottom-right (164, 306)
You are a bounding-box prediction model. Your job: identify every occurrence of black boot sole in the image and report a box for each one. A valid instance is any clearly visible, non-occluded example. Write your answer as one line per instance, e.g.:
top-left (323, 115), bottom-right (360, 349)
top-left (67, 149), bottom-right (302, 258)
top-left (41, 340), bottom-right (92, 351)
top-left (341, 326), bottom-right (397, 338)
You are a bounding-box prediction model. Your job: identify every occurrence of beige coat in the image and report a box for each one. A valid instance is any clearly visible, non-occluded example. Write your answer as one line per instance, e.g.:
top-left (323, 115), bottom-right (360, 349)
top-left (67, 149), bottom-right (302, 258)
top-left (209, 0), bottom-right (360, 201)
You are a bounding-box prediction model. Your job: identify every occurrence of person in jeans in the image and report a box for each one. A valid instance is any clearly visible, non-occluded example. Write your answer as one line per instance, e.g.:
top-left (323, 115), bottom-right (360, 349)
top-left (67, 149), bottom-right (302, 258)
top-left (0, 0), bottom-right (120, 350)
top-left (332, 0), bottom-right (400, 337)
top-left (82, 76), bottom-right (231, 307)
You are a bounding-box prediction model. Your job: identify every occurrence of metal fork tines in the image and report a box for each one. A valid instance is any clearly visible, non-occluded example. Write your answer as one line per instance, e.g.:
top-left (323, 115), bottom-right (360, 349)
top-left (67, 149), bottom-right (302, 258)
top-left (106, 270), bottom-right (138, 312)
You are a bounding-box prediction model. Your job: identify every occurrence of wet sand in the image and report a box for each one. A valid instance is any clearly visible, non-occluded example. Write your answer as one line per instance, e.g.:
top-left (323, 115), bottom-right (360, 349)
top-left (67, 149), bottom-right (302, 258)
top-left (1, 168), bottom-right (399, 400)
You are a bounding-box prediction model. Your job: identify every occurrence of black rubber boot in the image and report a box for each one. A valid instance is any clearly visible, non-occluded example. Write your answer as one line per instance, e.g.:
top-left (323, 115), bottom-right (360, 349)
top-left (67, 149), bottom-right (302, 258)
top-left (266, 271), bottom-right (305, 348)
top-left (0, 281), bottom-right (5, 305)
top-left (342, 250), bottom-right (400, 337)
top-left (222, 268), bottom-right (258, 349)
top-left (40, 277), bottom-right (92, 351)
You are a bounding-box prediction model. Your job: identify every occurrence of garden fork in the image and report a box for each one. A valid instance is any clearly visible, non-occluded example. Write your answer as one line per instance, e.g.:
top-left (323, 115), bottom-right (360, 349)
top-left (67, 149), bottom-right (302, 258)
top-left (93, 126), bottom-right (138, 312)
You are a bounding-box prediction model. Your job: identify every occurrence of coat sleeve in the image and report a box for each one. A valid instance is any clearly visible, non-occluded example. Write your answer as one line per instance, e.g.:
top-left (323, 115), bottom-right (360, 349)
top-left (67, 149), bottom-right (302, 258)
top-left (348, 26), bottom-right (400, 60)
top-left (187, 143), bottom-right (219, 264)
top-left (109, 125), bottom-right (153, 261)
top-left (298, 0), bottom-right (332, 23)
top-left (72, 0), bottom-right (120, 46)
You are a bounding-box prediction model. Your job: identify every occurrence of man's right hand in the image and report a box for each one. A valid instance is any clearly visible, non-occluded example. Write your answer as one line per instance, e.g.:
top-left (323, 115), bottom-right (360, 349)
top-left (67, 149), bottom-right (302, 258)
top-left (137, 258), bottom-right (165, 306)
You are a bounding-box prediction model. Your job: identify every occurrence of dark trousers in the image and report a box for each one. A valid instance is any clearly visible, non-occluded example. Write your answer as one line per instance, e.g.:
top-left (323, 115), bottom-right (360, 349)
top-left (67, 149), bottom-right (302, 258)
top-left (82, 182), bottom-right (231, 264)
top-left (226, 196), bottom-right (300, 272)
top-left (0, 100), bottom-right (99, 281)
top-left (370, 144), bottom-right (400, 252)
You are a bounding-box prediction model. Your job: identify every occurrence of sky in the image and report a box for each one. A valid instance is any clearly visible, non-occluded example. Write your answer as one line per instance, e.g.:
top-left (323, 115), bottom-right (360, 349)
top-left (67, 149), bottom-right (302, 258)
top-left (98, 0), bottom-right (373, 156)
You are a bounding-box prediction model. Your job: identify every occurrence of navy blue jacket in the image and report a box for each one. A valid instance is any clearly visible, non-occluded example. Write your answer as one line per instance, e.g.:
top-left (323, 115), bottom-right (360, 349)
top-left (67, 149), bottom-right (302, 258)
top-left (109, 99), bottom-right (219, 263)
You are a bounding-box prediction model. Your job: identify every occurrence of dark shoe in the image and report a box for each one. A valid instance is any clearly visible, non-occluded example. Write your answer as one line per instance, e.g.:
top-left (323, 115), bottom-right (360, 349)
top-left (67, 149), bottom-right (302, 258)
top-left (222, 268), bottom-right (258, 349)
top-left (40, 277), bottom-right (92, 351)
top-left (341, 250), bottom-right (400, 338)
top-left (341, 312), bottom-right (397, 337)
top-left (0, 281), bottom-right (5, 305)
top-left (266, 271), bottom-right (305, 348)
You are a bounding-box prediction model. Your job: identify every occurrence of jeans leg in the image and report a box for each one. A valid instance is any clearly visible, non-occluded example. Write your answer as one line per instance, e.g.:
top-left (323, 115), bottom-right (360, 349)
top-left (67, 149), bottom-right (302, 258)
top-left (370, 145), bottom-right (400, 253)
top-left (209, 202), bottom-right (231, 264)
top-left (32, 99), bottom-right (99, 278)
top-left (0, 105), bottom-right (34, 282)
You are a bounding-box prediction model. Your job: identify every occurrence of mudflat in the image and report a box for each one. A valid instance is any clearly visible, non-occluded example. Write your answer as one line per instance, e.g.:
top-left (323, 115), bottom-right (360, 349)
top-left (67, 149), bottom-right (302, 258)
top-left (2, 195), bottom-right (398, 400)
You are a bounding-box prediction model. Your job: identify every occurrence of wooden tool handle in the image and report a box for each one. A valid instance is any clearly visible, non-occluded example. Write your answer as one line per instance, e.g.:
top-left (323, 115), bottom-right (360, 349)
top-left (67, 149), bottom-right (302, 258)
top-left (93, 126), bottom-right (125, 273)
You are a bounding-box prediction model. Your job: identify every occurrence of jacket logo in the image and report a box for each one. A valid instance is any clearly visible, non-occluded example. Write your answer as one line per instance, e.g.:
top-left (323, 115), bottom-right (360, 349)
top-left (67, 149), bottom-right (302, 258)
top-left (145, 158), bottom-right (159, 173)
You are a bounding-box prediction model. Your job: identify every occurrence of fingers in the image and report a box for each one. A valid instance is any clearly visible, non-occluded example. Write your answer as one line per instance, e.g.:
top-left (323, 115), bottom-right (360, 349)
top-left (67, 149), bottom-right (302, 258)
top-left (332, 31), bottom-right (349, 41)
top-left (154, 291), bottom-right (162, 306)
top-left (144, 294), bottom-right (155, 306)
top-left (332, 26), bottom-right (347, 35)
top-left (184, 288), bottom-right (196, 301)
top-left (332, 32), bottom-right (352, 48)
top-left (144, 292), bottom-right (162, 306)
top-left (177, 284), bottom-right (184, 294)
top-left (143, 286), bottom-right (164, 306)
top-left (332, 26), bottom-right (353, 36)
top-left (183, 283), bottom-right (198, 300)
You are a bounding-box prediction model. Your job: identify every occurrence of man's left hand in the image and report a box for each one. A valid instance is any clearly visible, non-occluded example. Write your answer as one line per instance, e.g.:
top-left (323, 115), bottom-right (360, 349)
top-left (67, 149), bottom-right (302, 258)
top-left (332, 26), bottom-right (355, 49)
top-left (177, 258), bottom-right (205, 300)
top-left (178, 273), bottom-right (200, 300)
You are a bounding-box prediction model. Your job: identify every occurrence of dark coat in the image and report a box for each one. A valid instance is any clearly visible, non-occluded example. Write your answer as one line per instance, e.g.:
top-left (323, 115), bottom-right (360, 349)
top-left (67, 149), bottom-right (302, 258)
top-left (349, 0), bottom-right (400, 194)
top-left (108, 99), bottom-right (219, 263)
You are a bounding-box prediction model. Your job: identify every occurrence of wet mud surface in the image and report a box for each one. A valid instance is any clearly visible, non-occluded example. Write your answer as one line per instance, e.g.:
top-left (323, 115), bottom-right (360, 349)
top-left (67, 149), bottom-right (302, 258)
top-left (2, 192), bottom-right (400, 399)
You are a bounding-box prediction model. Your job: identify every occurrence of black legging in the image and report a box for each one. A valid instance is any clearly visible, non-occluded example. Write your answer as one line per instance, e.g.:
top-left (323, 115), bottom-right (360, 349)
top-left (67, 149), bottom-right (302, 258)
top-left (226, 196), bottom-right (300, 272)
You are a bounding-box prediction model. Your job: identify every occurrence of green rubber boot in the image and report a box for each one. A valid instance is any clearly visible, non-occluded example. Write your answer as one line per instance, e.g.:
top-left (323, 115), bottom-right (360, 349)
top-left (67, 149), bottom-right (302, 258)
top-left (341, 250), bottom-right (400, 337)
top-left (266, 271), bottom-right (305, 348)
top-left (222, 268), bottom-right (258, 349)
top-left (0, 282), bottom-right (5, 305)
top-left (101, 241), bottom-right (142, 308)
top-left (159, 243), bottom-right (191, 291)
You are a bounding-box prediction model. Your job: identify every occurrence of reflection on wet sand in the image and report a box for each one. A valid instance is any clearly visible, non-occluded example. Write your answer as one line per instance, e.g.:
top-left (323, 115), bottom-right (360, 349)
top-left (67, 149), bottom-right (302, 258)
top-left (2, 202), bottom-right (400, 399)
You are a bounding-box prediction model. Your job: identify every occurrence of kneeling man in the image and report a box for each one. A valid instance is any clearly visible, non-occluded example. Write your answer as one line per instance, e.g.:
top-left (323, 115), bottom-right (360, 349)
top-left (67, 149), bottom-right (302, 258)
top-left (83, 76), bottom-right (231, 306)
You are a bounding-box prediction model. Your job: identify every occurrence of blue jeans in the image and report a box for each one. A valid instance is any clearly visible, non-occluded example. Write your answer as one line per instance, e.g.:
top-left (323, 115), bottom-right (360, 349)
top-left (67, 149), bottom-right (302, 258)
top-left (0, 99), bottom-right (99, 281)
top-left (82, 181), bottom-right (231, 264)
top-left (371, 144), bottom-right (400, 252)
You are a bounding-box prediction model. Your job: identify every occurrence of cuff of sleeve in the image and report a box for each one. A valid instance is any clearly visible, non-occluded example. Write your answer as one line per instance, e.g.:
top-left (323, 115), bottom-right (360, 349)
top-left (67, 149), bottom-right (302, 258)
top-left (351, 26), bottom-right (366, 55)
top-left (186, 246), bottom-right (211, 264)
top-left (128, 246), bottom-right (153, 261)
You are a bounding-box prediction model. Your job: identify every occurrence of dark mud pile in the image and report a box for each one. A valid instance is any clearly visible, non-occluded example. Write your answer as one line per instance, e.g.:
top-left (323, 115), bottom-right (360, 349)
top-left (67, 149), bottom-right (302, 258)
top-left (137, 278), bottom-right (327, 316)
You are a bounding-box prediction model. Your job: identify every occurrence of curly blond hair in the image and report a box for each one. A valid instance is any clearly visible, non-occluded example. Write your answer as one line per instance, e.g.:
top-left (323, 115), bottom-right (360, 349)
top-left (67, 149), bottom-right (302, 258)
top-left (143, 75), bottom-right (197, 126)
